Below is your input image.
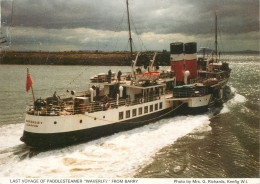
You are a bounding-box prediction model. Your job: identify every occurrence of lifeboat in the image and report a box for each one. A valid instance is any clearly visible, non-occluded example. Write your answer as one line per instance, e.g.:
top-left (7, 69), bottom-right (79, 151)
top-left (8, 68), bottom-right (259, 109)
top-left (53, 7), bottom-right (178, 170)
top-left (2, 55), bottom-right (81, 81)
top-left (135, 71), bottom-right (160, 81)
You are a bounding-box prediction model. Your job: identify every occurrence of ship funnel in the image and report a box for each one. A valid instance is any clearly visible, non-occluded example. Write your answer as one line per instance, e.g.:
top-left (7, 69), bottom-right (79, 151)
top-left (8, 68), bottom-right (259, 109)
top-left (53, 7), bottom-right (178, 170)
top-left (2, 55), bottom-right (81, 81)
top-left (170, 42), bottom-right (185, 82)
top-left (184, 42), bottom-right (197, 79)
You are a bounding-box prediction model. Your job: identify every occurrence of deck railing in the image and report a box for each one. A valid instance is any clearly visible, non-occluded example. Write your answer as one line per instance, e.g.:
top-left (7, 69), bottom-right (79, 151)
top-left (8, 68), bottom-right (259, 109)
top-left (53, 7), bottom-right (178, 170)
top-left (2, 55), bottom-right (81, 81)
top-left (26, 93), bottom-right (165, 116)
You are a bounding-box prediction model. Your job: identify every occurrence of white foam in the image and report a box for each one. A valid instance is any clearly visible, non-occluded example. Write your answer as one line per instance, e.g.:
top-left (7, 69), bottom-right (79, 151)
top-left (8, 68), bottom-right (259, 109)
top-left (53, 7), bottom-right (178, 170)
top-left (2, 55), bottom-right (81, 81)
top-left (228, 93), bottom-right (246, 104)
top-left (219, 87), bottom-right (247, 114)
top-left (230, 86), bottom-right (237, 93)
top-left (229, 86), bottom-right (246, 103)
top-left (0, 123), bottom-right (24, 150)
top-left (219, 104), bottom-right (230, 114)
top-left (0, 115), bottom-right (210, 178)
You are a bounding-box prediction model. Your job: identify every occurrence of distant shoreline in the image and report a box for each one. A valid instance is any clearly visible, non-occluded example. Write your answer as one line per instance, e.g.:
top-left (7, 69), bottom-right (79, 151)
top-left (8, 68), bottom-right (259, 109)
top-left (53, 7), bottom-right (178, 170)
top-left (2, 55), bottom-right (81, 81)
top-left (0, 51), bottom-right (133, 66)
top-left (0, 50), bottom-right (258, 65)
top-left (0, 51), bottom-right (170, 66)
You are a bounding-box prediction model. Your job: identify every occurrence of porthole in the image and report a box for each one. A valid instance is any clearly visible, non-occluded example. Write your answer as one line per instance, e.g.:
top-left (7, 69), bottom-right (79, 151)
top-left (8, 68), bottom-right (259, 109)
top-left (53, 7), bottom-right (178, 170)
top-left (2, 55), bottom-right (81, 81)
top-left (54, 121), bottom-right (57, 124)
top-left (103, 116), bottom-right (105, 118)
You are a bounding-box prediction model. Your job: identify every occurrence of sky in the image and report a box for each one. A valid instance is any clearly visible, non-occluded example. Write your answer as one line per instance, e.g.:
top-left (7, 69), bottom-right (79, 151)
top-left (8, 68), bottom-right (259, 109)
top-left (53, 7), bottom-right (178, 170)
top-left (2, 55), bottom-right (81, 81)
top-left (1, 0), bottom-right (259, 52)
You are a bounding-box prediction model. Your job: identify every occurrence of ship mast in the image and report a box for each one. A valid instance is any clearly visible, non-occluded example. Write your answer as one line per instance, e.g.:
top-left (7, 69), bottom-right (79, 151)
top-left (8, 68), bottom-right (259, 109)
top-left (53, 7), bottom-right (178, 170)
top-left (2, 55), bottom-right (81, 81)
top-left (215, 10), bottom-right (218, 57)
top-left (126, 0), bottom-right (133, 56)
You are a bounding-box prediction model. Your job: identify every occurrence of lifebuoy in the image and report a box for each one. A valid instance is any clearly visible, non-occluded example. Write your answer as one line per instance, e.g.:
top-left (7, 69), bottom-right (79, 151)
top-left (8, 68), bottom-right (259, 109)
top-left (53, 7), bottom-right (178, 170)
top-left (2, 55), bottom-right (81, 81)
top-left (105, 103), bottom-right (111, 110)
top-left (139, 97), bottom-right (144, 104)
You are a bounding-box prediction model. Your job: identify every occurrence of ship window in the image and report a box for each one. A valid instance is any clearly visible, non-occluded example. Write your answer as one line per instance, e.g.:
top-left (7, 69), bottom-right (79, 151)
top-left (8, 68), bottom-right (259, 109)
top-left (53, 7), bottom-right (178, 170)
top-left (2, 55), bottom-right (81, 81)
top-left (126, 110), bottom-right (130, 118)
top-left (155, 103), bottom-right (158, 110)
top-left (132, 109), bottom-right (137, 117)
top-left (159, 102), bottom-right (163, 109)
top-left (119, 112), bottom-right (124, 120)
top-left (139, 107), bottom-right (142, 115)
top-left (144, 106), bottom-right (148, 113)
top-left (150, 105), bottom-right (153, 112)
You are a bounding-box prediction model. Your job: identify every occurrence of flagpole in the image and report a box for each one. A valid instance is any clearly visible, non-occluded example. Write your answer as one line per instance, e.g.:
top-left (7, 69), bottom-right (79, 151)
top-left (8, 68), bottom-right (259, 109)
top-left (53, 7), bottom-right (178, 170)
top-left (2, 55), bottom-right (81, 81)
top-left (31, 84), bottom-right (36, 103)
top-left (27, 68), bottom-right (35, 103)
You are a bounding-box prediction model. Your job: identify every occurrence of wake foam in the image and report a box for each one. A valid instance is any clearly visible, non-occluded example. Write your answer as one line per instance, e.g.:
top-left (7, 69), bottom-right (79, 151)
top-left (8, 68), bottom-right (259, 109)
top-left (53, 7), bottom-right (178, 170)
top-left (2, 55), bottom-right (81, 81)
top-left (220, 87), bottom-right (247, 114)
top-left (0, 115), bottom-right (211, 178)
top-left (0, 123), bottom-right (24, 150)
top-left (229, 86), bottom-right (246, 103)
top-left (220, 105), bottom-right (230, 114)
top-left (229, 93), bottom-right (246, 104)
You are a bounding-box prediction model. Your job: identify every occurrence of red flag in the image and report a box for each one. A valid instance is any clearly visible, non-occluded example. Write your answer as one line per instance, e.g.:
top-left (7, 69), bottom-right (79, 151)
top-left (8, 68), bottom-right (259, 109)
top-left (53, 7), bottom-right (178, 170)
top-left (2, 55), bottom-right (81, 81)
top-left (26, 72), bottom-right (33, 92)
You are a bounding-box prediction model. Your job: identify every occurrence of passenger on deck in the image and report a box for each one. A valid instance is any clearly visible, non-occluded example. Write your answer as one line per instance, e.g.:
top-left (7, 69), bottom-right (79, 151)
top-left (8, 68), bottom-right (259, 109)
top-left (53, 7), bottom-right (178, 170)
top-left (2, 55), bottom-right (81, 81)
top-left (108, 70), bottom-right (112, 83)
top-left (117, 70), bottom-right (122, 81)
top-left (53, 91), bottom-right (59, 105)
top-left (53, 91), bottom-right (58, 100)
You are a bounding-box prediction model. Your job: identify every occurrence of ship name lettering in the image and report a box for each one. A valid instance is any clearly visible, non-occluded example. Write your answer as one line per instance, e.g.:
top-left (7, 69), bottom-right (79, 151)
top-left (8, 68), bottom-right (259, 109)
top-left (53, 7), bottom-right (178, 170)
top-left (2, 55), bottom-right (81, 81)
top-left (26, 120), bottom-right (42, 124)
top-left (26, 123), bottom-right (39, 128)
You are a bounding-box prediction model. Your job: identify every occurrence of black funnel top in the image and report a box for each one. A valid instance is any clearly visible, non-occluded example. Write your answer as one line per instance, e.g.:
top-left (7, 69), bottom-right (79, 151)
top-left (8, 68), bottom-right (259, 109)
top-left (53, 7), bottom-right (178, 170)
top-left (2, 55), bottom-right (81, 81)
top-left (184, 42), bottom-right (197, 54)
top-left (170, 42), bottom-right (184, 54)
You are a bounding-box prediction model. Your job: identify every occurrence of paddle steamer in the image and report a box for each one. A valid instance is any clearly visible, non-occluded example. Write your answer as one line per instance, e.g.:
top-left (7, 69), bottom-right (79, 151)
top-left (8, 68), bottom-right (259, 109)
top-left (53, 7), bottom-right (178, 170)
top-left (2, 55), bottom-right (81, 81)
top-left (21, 40), bottom-right (231, 148)
top-left (20, 3), bottom-right (231, 148)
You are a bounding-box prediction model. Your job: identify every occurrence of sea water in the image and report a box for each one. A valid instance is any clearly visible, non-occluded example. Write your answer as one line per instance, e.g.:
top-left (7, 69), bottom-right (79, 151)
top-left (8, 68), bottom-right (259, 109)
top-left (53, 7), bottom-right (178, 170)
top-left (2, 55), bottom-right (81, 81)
top-left (0, 54), bottom-right (259, 177)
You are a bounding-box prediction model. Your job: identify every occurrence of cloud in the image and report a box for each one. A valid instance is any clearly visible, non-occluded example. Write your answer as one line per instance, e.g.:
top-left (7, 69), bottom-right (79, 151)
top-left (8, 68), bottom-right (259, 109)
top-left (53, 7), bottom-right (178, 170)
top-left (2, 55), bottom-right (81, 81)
top-left (4, 26), bottom-right (130, 51)
top-left (2, 0), bottom-right (126, 30)
top-left (1, 0), bottom-right (259, 51)
top-left (5, 26), bottom-right (258, 52)
top-left (2, 0), bottom-right (259, 35)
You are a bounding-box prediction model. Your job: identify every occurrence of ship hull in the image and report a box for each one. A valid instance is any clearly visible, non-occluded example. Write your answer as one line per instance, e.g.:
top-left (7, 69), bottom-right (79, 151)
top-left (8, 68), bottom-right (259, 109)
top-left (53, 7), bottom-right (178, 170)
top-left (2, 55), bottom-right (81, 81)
top-left (20, 95), bottom-right (218, 149)
top-left (21, 107), bottom-right (175, 148)
top-left (20, 84), bottom-right (233, 149)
